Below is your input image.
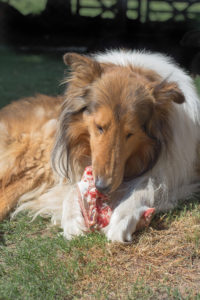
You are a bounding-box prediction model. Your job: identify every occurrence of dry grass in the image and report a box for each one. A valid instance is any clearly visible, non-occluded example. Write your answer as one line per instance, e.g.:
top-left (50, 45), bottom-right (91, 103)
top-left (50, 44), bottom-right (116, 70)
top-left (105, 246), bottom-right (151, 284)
top-left (68, 201), bottom-right (200, 299)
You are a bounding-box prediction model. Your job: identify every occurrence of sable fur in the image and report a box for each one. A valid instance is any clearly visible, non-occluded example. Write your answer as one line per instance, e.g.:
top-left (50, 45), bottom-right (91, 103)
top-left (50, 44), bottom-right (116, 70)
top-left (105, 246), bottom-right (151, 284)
top-left (1, 49), bottom-right (200, 243)
top-left (0, 95), bottom-right (63, 220)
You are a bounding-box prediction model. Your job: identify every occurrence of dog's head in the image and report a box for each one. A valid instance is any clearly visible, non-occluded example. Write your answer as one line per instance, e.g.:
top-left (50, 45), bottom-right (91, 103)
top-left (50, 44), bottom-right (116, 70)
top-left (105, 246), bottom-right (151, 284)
top-left (52, 53), bottom-right (185, 193)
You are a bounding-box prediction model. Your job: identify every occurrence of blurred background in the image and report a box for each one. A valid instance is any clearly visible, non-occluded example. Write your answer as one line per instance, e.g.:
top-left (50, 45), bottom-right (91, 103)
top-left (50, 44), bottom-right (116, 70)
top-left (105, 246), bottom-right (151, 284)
top-left (0, 0), bottom-right (200, 108)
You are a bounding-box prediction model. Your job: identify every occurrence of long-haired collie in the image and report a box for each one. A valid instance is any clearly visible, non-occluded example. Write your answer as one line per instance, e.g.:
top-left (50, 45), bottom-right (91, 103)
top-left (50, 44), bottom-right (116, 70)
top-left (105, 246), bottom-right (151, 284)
top-left (0, 50), bottom-right (200, 242)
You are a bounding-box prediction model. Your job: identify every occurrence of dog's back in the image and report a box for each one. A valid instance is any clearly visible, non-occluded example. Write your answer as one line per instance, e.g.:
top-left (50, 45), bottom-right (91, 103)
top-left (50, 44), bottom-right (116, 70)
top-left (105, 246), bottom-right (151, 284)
top-left (0, 94), bottom-right (63, 220)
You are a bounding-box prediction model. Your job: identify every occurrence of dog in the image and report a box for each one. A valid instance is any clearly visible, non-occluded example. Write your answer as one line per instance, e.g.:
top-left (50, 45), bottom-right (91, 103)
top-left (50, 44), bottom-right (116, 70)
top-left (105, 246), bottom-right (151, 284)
top-left (0, 49), bottom-right (200, 242)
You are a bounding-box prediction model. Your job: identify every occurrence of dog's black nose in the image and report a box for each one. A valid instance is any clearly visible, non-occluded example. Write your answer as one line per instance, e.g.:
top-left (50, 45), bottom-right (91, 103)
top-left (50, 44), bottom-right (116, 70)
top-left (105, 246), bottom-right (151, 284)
top-left (95, 177), bottom-right (111, 194)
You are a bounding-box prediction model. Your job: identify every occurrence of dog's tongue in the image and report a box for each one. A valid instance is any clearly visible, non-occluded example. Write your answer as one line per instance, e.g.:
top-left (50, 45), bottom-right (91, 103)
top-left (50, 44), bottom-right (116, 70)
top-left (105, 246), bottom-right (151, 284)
top-left (77, 166), bottom-right (155, 231)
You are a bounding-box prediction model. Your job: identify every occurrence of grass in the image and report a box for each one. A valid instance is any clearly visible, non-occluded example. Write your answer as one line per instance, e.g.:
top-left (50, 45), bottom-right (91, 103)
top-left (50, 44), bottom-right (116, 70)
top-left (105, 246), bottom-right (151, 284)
top-left (0, 47), bottom-right (65, 109)
top-left (0, 48), bottom-right (200, 299)
top-left (0, 215), bottom-right (108, 299)
top-left (1, 201), bottom-right (200, 299)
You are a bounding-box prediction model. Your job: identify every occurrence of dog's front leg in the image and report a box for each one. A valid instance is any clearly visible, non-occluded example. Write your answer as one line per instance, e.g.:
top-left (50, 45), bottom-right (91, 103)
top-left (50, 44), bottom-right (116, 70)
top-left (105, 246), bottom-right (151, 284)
top-left (61, 184), bottom-right (87, 240)
top-left (103, 181), bottom-right (155, 243)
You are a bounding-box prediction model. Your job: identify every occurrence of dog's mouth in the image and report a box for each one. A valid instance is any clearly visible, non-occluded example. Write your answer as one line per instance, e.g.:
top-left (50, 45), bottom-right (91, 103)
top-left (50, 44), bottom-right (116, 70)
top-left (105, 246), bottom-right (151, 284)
top-left (93, 172), bottom-right (141, 195)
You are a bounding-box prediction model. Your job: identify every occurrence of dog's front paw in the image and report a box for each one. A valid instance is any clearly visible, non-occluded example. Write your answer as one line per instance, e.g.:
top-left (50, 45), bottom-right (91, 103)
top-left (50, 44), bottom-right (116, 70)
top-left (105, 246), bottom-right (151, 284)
top-left (62, 214), bottom-right (86, 240)
top-left (61, 186), bottom-right (87, 240)
top-left (104, 206), bottom-right (151, 243)
top-left (105, 214), bottom-right (138, 243)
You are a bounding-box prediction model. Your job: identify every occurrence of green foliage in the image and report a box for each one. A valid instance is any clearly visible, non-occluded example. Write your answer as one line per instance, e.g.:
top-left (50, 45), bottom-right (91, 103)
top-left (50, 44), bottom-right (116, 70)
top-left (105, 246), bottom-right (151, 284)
top-left (0, 0), bottom-right (47, 15)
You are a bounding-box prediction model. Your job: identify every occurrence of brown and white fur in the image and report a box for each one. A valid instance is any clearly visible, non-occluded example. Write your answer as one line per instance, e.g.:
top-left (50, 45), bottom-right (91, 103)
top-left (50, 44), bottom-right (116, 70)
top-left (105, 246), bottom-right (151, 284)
top-left (1, 49), bottom-right (200, 242)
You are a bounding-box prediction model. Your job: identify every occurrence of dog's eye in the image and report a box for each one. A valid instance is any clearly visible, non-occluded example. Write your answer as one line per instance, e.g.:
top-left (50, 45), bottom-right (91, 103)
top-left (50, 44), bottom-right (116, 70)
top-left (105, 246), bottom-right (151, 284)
top-left (126, 133), bottom-right (133, 139)
top-left (96, 125), bottom-right (104, 134)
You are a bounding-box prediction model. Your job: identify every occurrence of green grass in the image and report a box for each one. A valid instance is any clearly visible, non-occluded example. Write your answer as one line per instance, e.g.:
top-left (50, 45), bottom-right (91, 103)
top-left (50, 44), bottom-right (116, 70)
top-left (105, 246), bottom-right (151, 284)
top-left (0, 214), bottom-right (108, 299)
top-left (0, 48), bottom-right (200, 299)
top-left (0, 47), bottom-right (65, 109)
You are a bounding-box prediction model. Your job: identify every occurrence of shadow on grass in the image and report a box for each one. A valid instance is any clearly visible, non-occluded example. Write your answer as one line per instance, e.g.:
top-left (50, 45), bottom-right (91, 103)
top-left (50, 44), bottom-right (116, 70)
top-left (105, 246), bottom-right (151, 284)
top-left (0, 230), bottom-right (6, 246)
top-left (153, 196), bottom-right (200, 227)
top-left (131, 196), bottom-right (200, 244)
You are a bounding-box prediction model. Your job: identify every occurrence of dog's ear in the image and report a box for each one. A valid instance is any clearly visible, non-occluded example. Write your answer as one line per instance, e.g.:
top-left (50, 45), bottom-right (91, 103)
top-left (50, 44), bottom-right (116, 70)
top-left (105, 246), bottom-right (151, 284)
top-left (135, 81), bottom-right (185, 144)
top-left (63, 53), bottom-right (102, 84)
top-left (145, 81), bottom-right (185, 142)
top-left (153, 80), bottom-right (185, 105)
top-left (134, 81), bottom-right (185, 124)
